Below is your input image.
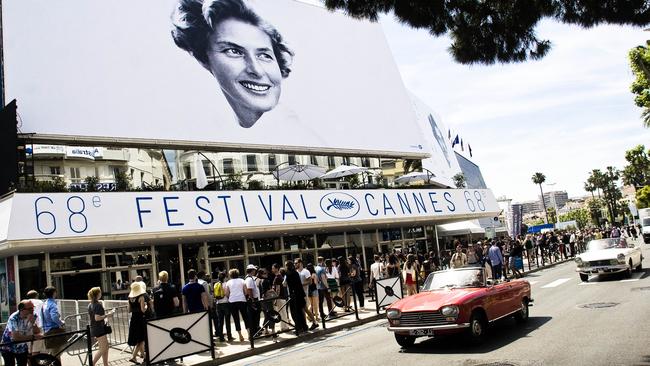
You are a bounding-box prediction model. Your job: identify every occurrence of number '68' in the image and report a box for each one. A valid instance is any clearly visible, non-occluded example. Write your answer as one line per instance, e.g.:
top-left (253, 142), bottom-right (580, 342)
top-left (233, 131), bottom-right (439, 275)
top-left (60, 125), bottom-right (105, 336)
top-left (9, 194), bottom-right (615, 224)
top-left (34, 196), bottom-right (88, 235)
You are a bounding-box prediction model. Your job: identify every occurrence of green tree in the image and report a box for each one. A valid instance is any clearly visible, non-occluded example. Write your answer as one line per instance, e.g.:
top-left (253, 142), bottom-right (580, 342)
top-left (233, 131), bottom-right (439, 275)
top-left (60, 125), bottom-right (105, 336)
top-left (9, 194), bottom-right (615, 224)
top-left (325, 1), bottom-right (650, 65)
top-left (637, 185), bottom-right (650, 208)
top-left (531, 172), bottom-right (548, 224)
top-left (583, 181), bottom-right (596, 199)
top-left (559, 208), bottom-right (591, 229)
top-left (452, 173), bottom-right (466, 189)
top-left (587, 197), bottom-right (605, 226)
top-left (29, 177), bottom-right (68, 193)
top-left (622, 145), bottom-right (650, 188)
top-left (601, 166), bottom-right (623, 224)
top-left (546, 207), bottom-right (557, 224)
top-left (403, 159), bottom-right (422, 174)
top-left (84, 176), bottom-right (99, 192)
top-left (630, 41), bottom-right (650, 127)
top-left (587, 169), bottom-right (605, 198)
top-left (115, 171), bottom-right (132, 192)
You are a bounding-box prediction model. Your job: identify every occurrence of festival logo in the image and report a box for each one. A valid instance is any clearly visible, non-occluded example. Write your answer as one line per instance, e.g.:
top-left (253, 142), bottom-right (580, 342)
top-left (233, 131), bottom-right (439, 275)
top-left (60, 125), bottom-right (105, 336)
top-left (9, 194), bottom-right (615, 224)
top-left (319, 192), bottom-right (360, 219)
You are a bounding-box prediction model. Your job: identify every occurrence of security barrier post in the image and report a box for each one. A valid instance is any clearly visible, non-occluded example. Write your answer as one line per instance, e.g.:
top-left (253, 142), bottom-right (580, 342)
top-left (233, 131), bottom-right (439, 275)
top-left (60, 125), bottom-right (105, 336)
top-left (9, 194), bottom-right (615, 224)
top-left (86, 325), bottom-right (93, 366)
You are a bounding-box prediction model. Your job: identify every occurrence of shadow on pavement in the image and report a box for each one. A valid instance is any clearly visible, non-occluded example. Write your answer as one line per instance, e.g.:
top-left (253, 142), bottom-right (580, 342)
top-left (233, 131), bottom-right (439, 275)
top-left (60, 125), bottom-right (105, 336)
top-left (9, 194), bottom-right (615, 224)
top-left (400, 316), bottom-right (552, 354)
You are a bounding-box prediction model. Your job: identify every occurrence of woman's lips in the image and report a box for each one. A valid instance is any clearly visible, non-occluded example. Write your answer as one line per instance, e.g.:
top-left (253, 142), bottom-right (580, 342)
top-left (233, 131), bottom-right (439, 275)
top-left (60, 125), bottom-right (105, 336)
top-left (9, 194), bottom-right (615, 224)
top-left (239, 80), bottom-right (271, 93)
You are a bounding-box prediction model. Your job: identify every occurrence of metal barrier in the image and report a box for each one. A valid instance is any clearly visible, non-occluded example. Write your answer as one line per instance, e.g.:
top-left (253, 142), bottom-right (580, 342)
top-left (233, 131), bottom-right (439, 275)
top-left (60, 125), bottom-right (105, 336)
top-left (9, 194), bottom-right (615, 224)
top-left (0, 327), bottom-right (92, 366)
top-left (62, 303), bottom-right (131, 360)
top-left (249, 296), bottom-right (296, 349)
top-left (320, 283), bottom-right (358, 330)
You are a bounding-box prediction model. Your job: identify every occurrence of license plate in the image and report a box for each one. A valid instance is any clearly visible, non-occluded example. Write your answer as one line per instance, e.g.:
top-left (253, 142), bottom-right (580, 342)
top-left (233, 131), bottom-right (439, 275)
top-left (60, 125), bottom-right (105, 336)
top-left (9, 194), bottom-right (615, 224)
top-left (409, 329), bottom-right (435, 336)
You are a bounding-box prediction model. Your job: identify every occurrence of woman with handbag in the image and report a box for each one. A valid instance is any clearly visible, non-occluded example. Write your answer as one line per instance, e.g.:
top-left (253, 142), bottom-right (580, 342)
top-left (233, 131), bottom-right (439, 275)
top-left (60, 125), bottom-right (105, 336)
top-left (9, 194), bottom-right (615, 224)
top-left (127, 282), bottom-right (147, 364)
top-left (87, 287), bottom-right (114, 366)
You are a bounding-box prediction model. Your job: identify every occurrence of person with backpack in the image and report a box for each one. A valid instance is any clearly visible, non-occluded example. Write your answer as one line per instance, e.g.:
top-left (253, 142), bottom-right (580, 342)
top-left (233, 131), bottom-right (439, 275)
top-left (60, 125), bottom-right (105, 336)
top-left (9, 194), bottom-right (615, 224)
top-left (152, 271), bottom-right (179, 318)
top-left (213, 272), bottom-right (231, 342)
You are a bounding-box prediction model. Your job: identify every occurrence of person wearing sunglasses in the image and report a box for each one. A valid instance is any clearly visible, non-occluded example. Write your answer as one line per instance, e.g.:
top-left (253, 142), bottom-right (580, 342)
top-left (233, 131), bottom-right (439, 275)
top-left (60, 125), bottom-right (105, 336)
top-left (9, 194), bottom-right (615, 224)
top-left (1, 300), bottom-right (42, 366)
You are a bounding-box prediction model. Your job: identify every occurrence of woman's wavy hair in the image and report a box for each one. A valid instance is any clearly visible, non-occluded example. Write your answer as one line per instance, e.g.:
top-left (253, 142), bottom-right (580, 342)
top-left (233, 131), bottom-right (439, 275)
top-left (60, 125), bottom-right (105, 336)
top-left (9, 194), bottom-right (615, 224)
top-left (171, 0), bottom-right (293, 77)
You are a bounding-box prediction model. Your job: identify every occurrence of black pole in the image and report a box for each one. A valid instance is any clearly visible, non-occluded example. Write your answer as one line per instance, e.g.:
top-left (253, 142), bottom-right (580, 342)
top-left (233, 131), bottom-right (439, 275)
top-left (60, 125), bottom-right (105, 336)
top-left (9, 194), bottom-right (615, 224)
top-left (196, 151), bottom-right (224, 189)
top-left (86, 326), bottom-right (93, 366)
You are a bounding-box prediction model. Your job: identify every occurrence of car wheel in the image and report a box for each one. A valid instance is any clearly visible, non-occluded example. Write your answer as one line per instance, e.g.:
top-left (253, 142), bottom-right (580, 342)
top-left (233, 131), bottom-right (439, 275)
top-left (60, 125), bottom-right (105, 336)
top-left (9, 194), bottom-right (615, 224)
top-left (466, 312), bottom-right (486, 344)
top-left (394, 334), bottom-right (416, 348)
top-left (636, 257), bottom-right (643, 272)
top-left (514, 299), bottom-right (529, 324)
top-left (625, 260), bottom-right (633, 278)
top-left (579, 273), bottom-right (589, 282)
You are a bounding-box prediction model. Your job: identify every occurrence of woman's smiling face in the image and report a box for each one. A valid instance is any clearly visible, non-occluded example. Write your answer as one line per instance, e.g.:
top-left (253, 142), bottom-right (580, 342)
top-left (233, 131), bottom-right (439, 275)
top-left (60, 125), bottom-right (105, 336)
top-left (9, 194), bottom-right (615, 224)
top-left (207, 18), bottom-right (282, 127)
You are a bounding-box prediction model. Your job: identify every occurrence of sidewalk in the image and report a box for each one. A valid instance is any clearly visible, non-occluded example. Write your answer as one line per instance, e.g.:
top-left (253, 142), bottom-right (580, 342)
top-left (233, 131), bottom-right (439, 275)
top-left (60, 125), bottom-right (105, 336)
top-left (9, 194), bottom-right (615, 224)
top-left (91, 256), bottom-right (573, 366)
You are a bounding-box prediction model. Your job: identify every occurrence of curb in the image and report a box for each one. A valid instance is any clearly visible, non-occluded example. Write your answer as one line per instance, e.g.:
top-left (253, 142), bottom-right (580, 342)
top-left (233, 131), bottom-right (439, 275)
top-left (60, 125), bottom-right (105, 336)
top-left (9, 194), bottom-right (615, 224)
top-left (196, 313), bottom-right (384, 365)
top-left (522, 258), bottom-right (572, 275)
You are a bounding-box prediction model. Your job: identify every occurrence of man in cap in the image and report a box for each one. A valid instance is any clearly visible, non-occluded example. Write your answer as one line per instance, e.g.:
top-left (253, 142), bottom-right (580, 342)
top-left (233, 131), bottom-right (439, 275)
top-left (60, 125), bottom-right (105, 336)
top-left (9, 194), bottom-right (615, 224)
top-left (244, 264), bottom-right (261, 337)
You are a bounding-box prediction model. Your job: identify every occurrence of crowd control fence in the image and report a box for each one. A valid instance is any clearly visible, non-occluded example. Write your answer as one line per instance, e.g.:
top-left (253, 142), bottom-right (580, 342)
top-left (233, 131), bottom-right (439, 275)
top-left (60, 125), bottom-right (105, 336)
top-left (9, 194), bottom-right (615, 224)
top-left (63, 304), bottom-right (131, 356)
top-left (373, 276), bottom-right (404, 314)
top-left (144, 310), bottom-right (215, 365)
top-left (321, 282), bottom-right (359, 330)
top-left (0, 327), bottom-right (92, 366)
top-left (249, 296), bottom-right (296, 349)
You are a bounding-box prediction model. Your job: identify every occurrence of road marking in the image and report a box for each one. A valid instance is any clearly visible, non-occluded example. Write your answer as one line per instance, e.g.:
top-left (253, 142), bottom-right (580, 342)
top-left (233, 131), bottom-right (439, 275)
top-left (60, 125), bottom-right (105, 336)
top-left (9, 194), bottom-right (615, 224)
top-left (578, 282), bottom-right (598, 285)
top-left (620, 278), bottom-right (640, 282)
top-left (541, 278), bottom-right (571, 288)
top-left (528, 281), bottom-right (539, 285)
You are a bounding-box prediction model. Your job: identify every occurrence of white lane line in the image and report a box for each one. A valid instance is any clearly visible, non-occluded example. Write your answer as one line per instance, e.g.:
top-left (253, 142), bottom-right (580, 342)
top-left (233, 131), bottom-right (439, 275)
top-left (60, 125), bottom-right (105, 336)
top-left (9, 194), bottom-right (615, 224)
top-left (578, 282), bottom-right (598, 285)
top-left (541, 278), bottom-right (571, 288)
top-left (528, 281), bottom-right (539, 285)
top-left (620, 278), bottom-right (640, 282)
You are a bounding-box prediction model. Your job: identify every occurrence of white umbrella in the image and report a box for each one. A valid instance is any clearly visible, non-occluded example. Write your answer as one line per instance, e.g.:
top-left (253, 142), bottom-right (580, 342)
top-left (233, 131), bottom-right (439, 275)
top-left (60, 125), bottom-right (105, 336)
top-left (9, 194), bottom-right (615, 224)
top-left (320, 165), bottom-right (369, 179)
top-left (273, 164), bottom-right (327, 181)
top-left (394, 171), bottom-right (436, 184)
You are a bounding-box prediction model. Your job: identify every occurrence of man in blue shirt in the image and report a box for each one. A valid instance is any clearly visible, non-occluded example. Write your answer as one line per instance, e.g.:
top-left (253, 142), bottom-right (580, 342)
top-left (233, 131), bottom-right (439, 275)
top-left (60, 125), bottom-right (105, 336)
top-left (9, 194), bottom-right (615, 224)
top-left (182, 269), bottom-right (208, 313)
top-left (488, 241), bottom-right (504, 281)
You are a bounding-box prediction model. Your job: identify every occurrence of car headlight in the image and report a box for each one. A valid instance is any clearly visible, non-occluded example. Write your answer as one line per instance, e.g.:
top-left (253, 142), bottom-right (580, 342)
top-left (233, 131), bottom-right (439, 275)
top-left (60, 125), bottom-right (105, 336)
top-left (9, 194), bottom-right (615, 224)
top-left (440, 305), bottom-right (459, 317)
top-left (617, 254), bottom-right (626, 263)
top-left (386, 309), bottom-right (401, 320)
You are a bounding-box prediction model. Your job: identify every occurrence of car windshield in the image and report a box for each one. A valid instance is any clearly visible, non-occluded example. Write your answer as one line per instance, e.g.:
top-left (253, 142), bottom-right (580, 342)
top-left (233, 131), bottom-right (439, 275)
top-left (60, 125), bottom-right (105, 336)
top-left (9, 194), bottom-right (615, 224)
top-left (643, 218), bottom-right (650, 226)
top-left (587, 238), bottom-right (627, 251)
top-left (422, 268), bottom-right (485, 290)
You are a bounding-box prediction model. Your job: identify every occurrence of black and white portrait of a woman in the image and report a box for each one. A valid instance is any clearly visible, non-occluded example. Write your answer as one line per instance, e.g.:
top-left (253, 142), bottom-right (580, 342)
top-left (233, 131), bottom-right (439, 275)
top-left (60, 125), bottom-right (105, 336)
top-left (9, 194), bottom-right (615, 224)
top-left (172, 0), bottom-right (294, 128)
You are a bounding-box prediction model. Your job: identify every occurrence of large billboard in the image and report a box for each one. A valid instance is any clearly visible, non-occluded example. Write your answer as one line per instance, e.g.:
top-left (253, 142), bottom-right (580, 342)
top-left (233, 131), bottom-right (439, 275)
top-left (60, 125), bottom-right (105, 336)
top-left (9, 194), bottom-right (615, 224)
top-left (410, 95), bottom-right (462, 187)
top-left (2, 0), bottom-right (427, 156)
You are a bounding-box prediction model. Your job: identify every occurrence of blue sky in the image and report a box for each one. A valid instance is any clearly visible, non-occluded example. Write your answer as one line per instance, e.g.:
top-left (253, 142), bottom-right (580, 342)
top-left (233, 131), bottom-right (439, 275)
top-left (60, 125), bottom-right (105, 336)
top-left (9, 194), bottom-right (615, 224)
top-left (380, 17), bottom-right (650, 202)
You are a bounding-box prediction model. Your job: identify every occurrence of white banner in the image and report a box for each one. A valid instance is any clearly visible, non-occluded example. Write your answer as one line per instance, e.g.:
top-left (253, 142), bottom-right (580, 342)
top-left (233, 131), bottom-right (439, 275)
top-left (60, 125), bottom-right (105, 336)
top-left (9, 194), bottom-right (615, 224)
top-left (4, 0), bottom-right (425, 155)
top-left (3, 189), bottom-right (498, 241)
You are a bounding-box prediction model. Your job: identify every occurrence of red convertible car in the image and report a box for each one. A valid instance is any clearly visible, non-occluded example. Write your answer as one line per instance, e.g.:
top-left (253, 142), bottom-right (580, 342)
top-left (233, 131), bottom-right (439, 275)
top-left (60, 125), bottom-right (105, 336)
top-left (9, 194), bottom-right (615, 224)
top-left (386, 267), bottom-right (532, 348)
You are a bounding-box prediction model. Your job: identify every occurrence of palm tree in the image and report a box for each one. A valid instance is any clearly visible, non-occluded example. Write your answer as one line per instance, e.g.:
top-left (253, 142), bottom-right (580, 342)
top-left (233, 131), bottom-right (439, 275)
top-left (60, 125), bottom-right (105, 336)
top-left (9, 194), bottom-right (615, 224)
top-left (583, 181), bottom-right (595, 199)
top-left (531, 172), bottom-right (549, 224)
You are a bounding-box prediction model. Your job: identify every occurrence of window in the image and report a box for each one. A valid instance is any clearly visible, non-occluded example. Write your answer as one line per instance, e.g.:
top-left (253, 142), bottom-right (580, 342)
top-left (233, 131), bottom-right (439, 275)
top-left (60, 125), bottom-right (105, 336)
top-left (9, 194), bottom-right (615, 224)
top-left (110, 166), bottom-right (123, 178)
top-left (140, 171), bottom-right (145, 184)
top-left (342, 156), bottom-right (350, 165)
top-left (268, 154), bottom-right (277, 169)
top-left (288, 155), bottom-right (296, 165)
top-left (327, 156), bottom-right (335, 169)
top-left (310, 156), bottom-right (318, 166)
top-left (202, 160), bottom-right (211, 176)
top-left (183, 164), bottom-right (191, 179)
top-left (223, 158), bottom-right (234, 174)
top-left (70, 167), bottom-right (81, 183)
top-left (246, 155), bottom-right (257, 172)
top-left (361, 157), bottom-right (370, 168)
top-left (130, 168), bottom-right (134, 179)
top-left (50, 166), bottom-right (61, 175)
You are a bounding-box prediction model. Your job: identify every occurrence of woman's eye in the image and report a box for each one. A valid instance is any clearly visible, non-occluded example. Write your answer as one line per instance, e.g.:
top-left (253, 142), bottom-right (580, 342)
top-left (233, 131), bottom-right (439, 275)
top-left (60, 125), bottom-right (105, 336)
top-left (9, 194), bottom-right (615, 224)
top-left (258, 53), bottom-right (274, 62)
top-left (224, 48), bottom-right (243, 56)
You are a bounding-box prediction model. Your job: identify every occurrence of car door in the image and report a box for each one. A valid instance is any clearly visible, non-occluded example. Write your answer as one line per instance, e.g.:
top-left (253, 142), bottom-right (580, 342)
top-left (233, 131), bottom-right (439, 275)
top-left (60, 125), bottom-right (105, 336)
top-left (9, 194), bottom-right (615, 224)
top-left (489, 281), bottom-right (513, 319)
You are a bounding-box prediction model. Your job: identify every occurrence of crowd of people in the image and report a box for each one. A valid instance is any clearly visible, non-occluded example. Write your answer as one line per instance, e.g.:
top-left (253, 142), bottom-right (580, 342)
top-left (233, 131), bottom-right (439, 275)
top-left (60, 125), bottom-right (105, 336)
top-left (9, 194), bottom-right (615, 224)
top-left (0, 224), bottom-right (639, 365)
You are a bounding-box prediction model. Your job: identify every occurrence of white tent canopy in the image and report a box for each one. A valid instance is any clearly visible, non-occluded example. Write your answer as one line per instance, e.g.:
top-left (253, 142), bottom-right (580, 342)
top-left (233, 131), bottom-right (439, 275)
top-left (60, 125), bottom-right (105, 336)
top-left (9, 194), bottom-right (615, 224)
top-left (437, 220), bottom-right (485, 236)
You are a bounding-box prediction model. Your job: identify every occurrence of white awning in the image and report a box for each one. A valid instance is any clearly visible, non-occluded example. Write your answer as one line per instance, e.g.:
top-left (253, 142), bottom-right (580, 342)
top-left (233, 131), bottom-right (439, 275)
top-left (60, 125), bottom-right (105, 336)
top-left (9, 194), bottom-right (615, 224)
top-left (437, 220), bottom-right (485, 236)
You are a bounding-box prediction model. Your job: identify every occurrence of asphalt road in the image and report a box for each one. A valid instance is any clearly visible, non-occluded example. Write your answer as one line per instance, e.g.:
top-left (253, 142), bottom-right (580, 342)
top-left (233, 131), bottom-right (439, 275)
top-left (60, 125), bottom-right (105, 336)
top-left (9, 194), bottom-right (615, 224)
top-left (227, 238), bottom-right (650, 366)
